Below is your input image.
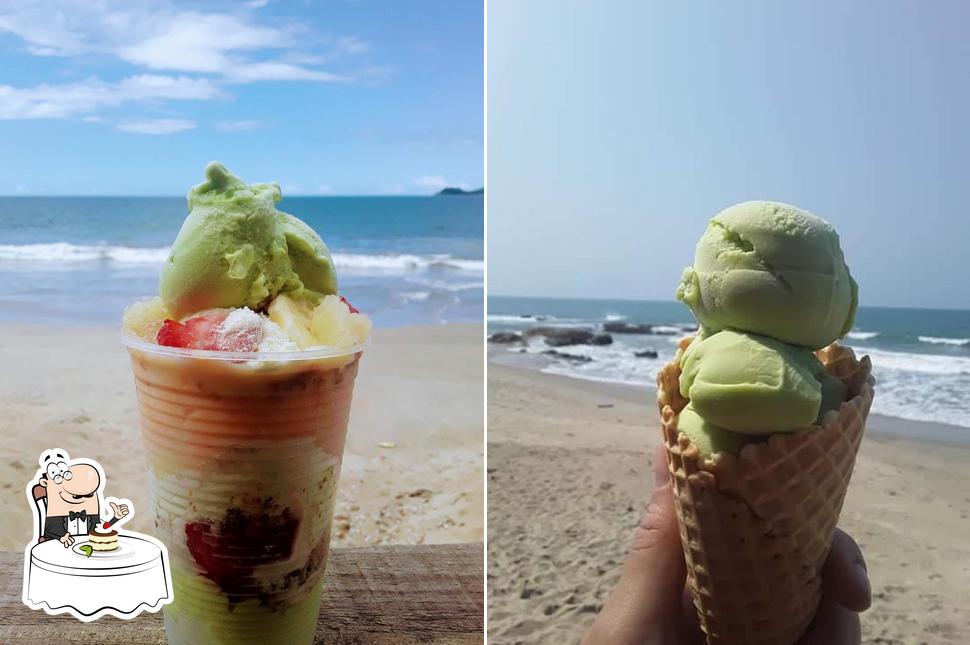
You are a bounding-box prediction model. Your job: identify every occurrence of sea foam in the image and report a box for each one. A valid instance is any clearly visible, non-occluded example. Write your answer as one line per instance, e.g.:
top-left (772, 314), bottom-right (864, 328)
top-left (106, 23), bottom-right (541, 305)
top-left (0, 243), bottom-right (483, 276)
top-left (0, 242), bottom-right (170, 264)
top-left (849, 346), bottom-right (970, 375)
top-left (487, 314), bottom-right (548, 323)
top-left (846, 330), bottom-right (880, 340)
top-left (918, 335), bottom-right (970, 347)
top-left (332, 253), bottom-right (483, 273)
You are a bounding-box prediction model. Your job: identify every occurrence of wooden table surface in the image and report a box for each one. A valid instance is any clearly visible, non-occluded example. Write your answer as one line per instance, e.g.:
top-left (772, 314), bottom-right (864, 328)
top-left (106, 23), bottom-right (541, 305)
top-left (1, 543), bottom-right (483, 644)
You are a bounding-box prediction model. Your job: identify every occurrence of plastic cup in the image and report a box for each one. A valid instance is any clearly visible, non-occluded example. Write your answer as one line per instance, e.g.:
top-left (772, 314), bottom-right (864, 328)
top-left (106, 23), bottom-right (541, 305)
top-left (122, 334), bottom-right (364, 645)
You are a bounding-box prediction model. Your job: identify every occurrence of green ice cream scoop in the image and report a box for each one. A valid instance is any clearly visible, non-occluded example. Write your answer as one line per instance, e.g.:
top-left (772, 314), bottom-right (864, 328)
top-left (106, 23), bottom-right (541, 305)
top-left (160, 162), bottom-right (337, 318)
top-left (679, 330), bottom-right (846, 437)
top-left (676, 402), bottom-right (762, 456)
top-left (676, 201), bottom-right (858, 349)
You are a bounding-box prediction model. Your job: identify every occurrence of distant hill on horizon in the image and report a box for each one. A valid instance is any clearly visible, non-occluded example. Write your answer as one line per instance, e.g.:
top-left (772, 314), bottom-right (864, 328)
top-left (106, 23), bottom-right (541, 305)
top-left (437, 187), bottom-right (484, 196)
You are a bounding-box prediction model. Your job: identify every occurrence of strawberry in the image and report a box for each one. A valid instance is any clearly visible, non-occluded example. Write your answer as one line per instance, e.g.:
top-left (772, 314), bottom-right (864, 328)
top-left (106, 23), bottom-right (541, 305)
top-left (339, 296), bottom-right (360, 314)
top-left (185, 506), bottom-right (299, 605)
top-left (156, 311), bottom-right (229, 350)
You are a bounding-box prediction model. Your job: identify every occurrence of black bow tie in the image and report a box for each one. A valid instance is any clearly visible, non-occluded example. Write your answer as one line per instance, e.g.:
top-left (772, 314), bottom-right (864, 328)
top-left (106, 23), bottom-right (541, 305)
top-left (69, 511), bottom-right (87, 521)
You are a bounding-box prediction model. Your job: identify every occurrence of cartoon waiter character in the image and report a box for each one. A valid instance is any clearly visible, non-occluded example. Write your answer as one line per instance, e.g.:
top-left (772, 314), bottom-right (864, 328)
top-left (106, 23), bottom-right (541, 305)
top-left (22, 447), bottom-right (173, 622)
top-left (32, 449), bottom-right (130, 547)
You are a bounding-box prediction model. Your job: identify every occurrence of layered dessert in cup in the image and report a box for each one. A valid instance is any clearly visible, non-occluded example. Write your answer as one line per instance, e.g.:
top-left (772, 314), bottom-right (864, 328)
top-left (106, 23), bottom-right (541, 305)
top-left (122, 163), bottom-right (371, 644)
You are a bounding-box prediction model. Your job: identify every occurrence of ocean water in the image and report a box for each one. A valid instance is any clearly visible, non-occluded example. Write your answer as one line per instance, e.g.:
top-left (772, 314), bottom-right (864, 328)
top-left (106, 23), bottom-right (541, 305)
top-left (0, 196), bottom-right (483, 327)
top-left (488, 296), bottom-right (970, 431)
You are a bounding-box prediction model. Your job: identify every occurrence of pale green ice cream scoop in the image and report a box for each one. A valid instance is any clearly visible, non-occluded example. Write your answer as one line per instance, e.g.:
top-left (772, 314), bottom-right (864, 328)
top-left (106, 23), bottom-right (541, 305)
top-left (160, 162), bottom-right (337, 318)
top-left (676, 201), bottom-right (858, 349)
top-left (676, 402), bottom-right (764, 457)
top-left (679, 330), bottom-right (846, 437)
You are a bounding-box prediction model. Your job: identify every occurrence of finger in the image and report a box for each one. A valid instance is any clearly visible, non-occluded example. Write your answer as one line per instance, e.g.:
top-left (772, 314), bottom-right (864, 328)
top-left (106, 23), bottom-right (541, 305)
top-left (653, 443), bottom-right (670, 487)
top-left (799, 597), bottom-right (861, 645)
top-left (608, 447), bottom-right (685, 628)
top-left (822, 529), bottom-right (870, 612)
top-left (620, 445), bottom-right (681, 585)
top-left (582, 445), bottom-right (687, 645)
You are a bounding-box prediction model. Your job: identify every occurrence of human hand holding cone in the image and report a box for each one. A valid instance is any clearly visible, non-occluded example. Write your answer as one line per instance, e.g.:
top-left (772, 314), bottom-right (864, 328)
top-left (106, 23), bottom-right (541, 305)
top-left (660, 202), bottom-right (873, 644)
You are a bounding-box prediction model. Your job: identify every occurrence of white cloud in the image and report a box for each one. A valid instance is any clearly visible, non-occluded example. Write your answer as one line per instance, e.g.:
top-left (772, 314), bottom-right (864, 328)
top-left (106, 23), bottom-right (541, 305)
top-left (282, 183), bottom-right (304, 194)
top-left (283, 52), bottom-right (328, 65)
top-left (412, 176), bottom-right (472, 193)
top-left (13, 185), bottom-right (30, 194)
top-left (334, 36), bottom-right (369, 56)
top-left (117, 12), bottom-right (288, 74)
top-left (225, 62), bottom-right (344, 83)
top-left (216, 119), bottom-right (262, 132)
top-left (0, 75), bottom-right (221, 119)
top-left (0, 2), bottom-right (360, 84)
top-left (123, 74), bottom-right (222, 99)
top-left (0, 1), bottom-right (90, 56)
top-left (413, 176), bottom-right (449, 190)
top-left (0, 2), bottom-right (378, 126)
top-left (317, 184), bottom-right (333, 194)
top-left (117, 118), bottom-right (196, 134)
top-left (381, 184), bottom-right (405, 195)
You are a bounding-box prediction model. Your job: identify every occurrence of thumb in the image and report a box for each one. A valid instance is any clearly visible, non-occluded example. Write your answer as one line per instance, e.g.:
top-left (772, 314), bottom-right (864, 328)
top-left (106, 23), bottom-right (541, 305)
top-left (585, 445), bottom-right (687, 644)
top-left (616, 445), bottom-right (686, 615)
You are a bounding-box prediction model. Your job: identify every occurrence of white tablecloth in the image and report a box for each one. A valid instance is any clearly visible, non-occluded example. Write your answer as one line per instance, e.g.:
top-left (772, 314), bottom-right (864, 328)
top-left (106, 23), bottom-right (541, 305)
top-left (25, 533), bottom-right (171, 621)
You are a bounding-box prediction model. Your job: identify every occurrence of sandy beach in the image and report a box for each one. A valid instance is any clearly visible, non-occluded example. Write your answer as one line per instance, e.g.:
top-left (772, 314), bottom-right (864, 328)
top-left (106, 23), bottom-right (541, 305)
top-left (487, 360), bottom-right (970, 645)
top-left (0, 323), bottom-right (484, 552)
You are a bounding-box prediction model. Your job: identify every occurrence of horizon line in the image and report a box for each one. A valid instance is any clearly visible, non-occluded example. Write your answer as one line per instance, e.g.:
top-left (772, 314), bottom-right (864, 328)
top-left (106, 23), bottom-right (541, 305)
top-left (487, 293), bottom-right (970, 313)
top-left (0, 193), bottom-right (484, 198)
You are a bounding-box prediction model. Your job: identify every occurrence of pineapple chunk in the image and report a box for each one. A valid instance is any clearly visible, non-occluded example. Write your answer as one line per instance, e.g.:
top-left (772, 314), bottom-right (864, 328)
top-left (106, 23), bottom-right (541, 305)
top-left (123, 297), bottom-right (173, 341)
top-left (267, 293), bottom-right (316, 349)
top-left (345, 307), bottom-right (373, 345)
top-left (310, 295), bottom-right (372, 347)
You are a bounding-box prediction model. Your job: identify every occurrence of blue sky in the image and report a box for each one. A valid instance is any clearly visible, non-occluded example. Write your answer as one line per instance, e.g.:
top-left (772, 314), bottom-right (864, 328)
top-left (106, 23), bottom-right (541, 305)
top-left (0, 0), bottom-right (482, 195)
top-left (488, 1), bottom-right (970, 310)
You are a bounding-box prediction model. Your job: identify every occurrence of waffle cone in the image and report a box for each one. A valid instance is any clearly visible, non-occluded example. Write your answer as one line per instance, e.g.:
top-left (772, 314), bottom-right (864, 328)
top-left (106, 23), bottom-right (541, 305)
top-left (656, 337), bottom-right (874, 645)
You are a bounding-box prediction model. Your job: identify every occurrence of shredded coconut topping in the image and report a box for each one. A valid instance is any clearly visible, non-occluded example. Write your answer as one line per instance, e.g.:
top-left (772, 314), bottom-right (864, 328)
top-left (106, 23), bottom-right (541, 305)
top-left (218, 307), bottom-right (264, 351)
top-left (258, 318), bottom-right (300, 352)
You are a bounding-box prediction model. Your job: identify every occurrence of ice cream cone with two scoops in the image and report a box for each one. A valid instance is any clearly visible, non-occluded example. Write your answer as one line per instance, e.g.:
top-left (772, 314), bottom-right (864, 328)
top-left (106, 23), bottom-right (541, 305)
top-left (659, 201), bottom-right (875, 645)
